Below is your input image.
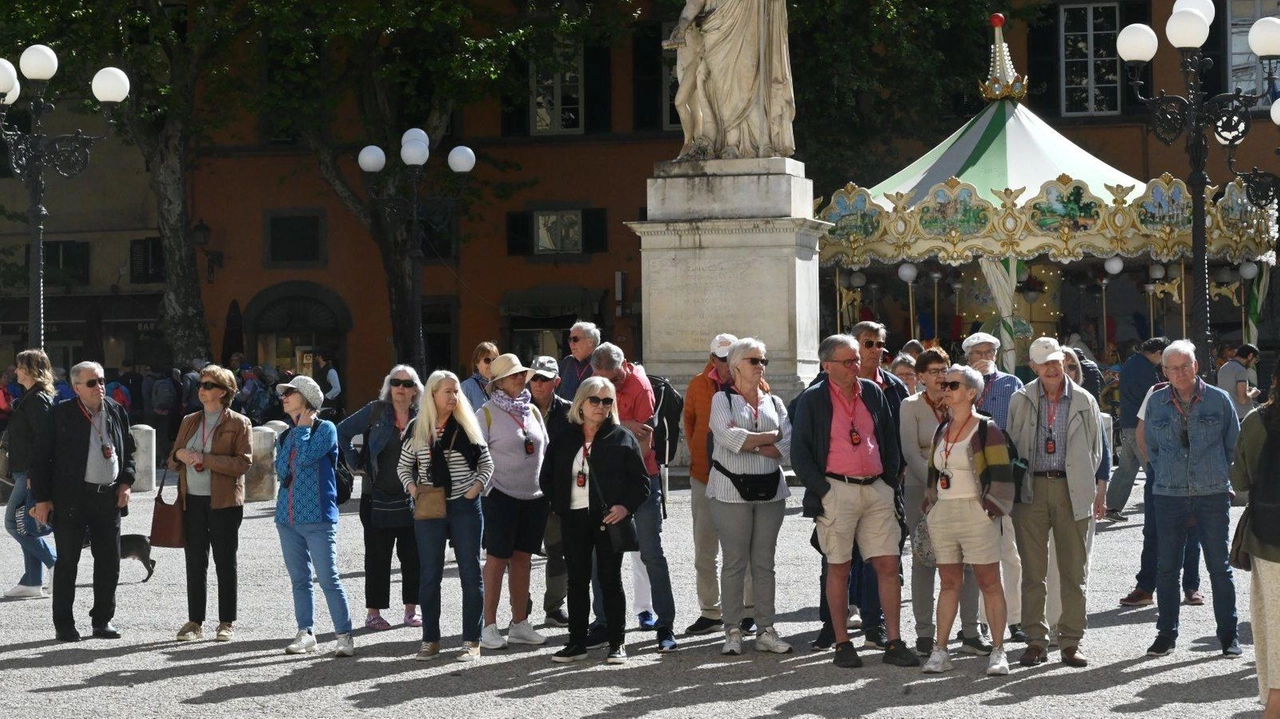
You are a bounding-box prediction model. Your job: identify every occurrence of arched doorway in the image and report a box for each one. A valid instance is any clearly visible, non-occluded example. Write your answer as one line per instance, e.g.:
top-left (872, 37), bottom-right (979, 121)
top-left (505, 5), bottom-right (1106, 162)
top-left (242, 281), bottom-right (353, 378)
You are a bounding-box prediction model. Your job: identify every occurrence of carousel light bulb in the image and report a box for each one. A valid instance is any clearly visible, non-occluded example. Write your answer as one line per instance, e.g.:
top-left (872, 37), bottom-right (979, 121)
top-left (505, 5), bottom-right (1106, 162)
top-left (1241, 260), bottom-right (1260, 280)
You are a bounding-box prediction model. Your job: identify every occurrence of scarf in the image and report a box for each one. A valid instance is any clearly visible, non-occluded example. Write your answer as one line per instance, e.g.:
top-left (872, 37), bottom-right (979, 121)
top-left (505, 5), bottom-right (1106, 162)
top-left (430, 415), bottom-right (482, 487)
top-left (489, 386), bottom-right (532, 417)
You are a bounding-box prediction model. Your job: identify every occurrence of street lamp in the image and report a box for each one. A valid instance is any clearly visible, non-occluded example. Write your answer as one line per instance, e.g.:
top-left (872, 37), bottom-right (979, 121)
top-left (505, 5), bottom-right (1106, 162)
top-left (898, 262), bottom-right (918, 339)
top-left (1117, 3), bottom-right (1280, 374)
top-left (0, 45), bottom-right (129, 349)
top-left (359, 130), bottom-right (474, 375)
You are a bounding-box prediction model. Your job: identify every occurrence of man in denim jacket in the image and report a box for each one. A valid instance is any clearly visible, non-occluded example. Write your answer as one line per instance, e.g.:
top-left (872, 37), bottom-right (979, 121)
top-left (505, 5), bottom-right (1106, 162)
top-left (1143, 340), bottom-right (1240, 658)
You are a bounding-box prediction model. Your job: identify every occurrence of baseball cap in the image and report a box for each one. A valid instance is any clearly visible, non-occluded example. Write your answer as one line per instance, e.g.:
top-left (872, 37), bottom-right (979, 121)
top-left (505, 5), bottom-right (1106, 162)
top-left (530, 355), bottom-right (559, 379)
top-left (1029, 337), bottom-right (1066, 364)
top-left (710, 333), bottom-right (738, 358)
top-left (962, 332), bottom-right (1001, 352)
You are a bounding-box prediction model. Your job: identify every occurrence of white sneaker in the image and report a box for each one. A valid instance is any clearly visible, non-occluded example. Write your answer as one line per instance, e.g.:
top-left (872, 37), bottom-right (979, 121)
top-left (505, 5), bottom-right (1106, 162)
top-left (847, 605), bottom-right (862, 630)
top-left (457, 641), bottom-right (481, 662)
top-left (4, 584), bottom-right (45, 599)
top-left (922, 648), bottom-right (954, 673)
top-left (479, 623), bottom-right (508, 650)
top-left (285, 630), bottom-right (317, 654)
top-left (507, 620), bottom-right (547, 645)
top-left (986, 647), bottom-right (1010, 676)
top-left (176, 621), bottom-right (203, 641)
top-left (334, 633), bottom-right (354, 657)
top-left (755, 626), bottom-right (793, 654)
top-left (722, 627), bottom-right (742, 656)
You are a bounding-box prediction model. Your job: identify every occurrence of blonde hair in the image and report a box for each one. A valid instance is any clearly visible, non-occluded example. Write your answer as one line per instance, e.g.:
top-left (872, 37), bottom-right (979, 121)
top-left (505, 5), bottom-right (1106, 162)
top-left (200, 364), bottom-right (238, 408)
top-left (411, 370), bottom-right (485, 450)
top-left (569, 376), bottom-right (620, 425)
top-left (15, 349), bottom-right (54, 395)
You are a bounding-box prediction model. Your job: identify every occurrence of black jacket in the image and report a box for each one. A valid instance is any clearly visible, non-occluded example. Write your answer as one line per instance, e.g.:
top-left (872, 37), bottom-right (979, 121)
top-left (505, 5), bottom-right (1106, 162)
top-left (536, 395), bottom-right (573, 446)
top-left (29, 396), bottom-right (136, 508)
top-left (539, 421), bottom-right (650, 518)
top-left (5, 389), bottom-right (53, 473)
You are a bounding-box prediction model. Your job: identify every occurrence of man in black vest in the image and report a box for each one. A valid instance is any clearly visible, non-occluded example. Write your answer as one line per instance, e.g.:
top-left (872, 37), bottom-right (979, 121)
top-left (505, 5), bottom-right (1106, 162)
top-left (30, 360), bottom-right (136, 642)
top-left (315, 349), bottom-right (344, 419)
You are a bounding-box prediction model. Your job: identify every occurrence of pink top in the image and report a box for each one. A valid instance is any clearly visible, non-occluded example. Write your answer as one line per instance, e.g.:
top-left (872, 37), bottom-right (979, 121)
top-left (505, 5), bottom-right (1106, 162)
top-left (826, 381), bottom-right (884, 478)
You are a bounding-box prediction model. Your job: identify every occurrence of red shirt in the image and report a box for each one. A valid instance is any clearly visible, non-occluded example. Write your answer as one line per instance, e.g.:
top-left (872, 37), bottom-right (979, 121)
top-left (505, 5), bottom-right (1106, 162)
top-left (826, 380), bottom-right (884, 478)
top-left (614, 362), bottom-right (659, 475)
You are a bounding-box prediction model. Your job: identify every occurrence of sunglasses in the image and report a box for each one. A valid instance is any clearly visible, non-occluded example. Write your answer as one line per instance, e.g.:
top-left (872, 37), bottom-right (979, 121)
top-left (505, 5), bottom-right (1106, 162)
top-left (82, 377), bottom-right (105, 388)
top-left (744, 357), bottom-right (769, 367)
top-left (279, 387), bottom-right (299, 398)
top-left (941, 381), bottom-right (966, 391)
top-left (481, 357), bottom-right (495, 365)
top-left (862, 340), bottom-right (887, 349)
top-left (530, 375), bottom-right (555, 383)
top-left (585, 396), bottom-right (615, 407)
top-left (198, 381), bottom-right (223, 391)
top-left (569, 336), bottom-right (584, 344)
top-left (827, 358), bottom-right (859, 368)
top-left (388, 378), bottom-right (416, 388)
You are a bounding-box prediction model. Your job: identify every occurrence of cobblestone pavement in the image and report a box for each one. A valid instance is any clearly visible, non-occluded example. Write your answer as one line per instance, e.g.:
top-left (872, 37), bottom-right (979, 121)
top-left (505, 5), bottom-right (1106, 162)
top-left (0, 479), bottom-right (1263, 719)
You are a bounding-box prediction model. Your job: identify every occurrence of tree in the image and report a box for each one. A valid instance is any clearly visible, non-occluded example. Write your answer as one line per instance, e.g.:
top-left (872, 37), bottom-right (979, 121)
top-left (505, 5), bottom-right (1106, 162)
top-left (0, 1), bottom-right (253, 364)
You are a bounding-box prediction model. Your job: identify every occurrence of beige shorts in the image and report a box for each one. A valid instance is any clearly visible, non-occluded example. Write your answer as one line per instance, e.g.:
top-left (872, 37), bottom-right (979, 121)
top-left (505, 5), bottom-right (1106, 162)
top-left (815, 478), bottom-right (900, 564)
top-left (926, 498), bottom-right (1002, 566)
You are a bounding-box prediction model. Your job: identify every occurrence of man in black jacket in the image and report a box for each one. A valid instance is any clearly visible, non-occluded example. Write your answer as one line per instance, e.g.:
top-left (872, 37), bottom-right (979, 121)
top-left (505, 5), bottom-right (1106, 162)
top-left (30, 360), bottom-right (136, 642)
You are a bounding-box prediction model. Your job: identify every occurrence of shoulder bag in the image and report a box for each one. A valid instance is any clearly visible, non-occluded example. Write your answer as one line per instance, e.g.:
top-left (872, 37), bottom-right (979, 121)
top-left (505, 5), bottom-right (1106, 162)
top-left (411, 431), bottom-right (453, 521)
top-left (588, 441), bottom-right (640, 553)
top-left (151, 469), bottom-right (185, 548)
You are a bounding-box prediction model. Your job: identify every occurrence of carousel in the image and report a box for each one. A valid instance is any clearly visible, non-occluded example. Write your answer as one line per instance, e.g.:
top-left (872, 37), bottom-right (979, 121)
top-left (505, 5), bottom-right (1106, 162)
top-left (817, 14), bottom-right (1275, 373)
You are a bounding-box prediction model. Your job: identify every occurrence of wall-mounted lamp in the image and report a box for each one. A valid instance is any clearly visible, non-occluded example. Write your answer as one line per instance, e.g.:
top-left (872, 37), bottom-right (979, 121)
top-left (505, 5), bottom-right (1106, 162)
top-left (190, 218), bottom-right (222, 283)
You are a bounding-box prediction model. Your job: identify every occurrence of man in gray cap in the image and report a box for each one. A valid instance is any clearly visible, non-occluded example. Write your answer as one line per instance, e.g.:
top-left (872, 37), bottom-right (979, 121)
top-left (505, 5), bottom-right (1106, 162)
top-left (528, 356), bottom-right (572, 626)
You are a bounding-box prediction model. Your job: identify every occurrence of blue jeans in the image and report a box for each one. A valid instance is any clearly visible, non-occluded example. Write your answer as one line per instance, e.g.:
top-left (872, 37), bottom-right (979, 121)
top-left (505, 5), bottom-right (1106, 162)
top-left (414, 496), bottom-right (484, 643)
top-left (4, 472), bottom-right (56, 586)
top-left (1136, 476), bottom-right (1201, 593)
top-left (276, 522), bottom-right (352, 635)
top-left (1153, 492), bottom-right (1236, 643)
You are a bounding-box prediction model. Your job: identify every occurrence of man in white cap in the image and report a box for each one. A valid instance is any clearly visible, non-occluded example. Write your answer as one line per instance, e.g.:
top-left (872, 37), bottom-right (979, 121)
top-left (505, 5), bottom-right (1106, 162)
top-left (1006, 337), bottom-right (1104, 669)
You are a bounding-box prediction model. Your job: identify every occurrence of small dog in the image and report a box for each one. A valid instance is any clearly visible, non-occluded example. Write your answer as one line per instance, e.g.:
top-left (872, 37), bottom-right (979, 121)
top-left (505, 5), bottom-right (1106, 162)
top-left (80, 534), bottom-right (156, 582)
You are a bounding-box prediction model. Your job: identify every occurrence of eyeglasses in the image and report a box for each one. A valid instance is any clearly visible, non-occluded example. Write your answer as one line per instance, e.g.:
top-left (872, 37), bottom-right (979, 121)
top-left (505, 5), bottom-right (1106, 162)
top-left (481, 357), bottom-right (495, 365)
top-left (941, 381), bottom-right (965, 391)
top-left (198, 381), bottom-right (223, 391)
top-left (82, 377), bottom-right (105, 388)
top-left (923, 368), bottom-right (946, 376)
top-left (744, 357), bottom-right (769, 367)
top-left (388, 378), bottom-right (416, 388)
top-left (1164, 362), bottom-right (1195, 375)
top-left (530, 376), bottom-right (555, 384)
top-left (826, 358), bottom-right (859, 368)
top-left (279, 387), bottom-right (298, 398)
top-left (585, 396), bottom-right (615, 407)
top-left (862, 340), bottom-right (887, 349)
top-left (968, 349), bottom-right (997, 359)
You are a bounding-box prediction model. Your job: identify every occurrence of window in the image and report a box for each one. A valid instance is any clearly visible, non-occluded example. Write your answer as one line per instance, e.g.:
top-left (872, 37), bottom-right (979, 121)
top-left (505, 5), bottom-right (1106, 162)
top-left (39, 241), bottom-right (91, 287)
top-left (530, 49), bottom-right (585, 135)
top-left (1060, 4), bottom-right (1122, 117)
top-left (535, 211), bottom-right (582, 254)
top-left (129, 237), bottom-right (165, 284)
top-left (507, 209), bottom-right (608, 258)
top-left (264, 210), bottom-right (326, 267)
top-left (1229, 1), bottom-right (1280, 107)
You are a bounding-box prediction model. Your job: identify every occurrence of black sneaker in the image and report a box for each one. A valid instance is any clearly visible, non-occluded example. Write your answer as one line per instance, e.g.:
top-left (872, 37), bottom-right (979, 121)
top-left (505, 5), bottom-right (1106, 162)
top-left (545, 609), bottom-right (570, 628)
top-left (1222, 638), bottom-right (1242, 658)
top-left (685, 617), bottom-right (723, 636)
top-left (551, 643), bottom-right (588, 663)
top-left (959, 632), bottom-right (993, 656)
top-left (833, 640), bottom-right (863, 668)
top-left (810, 623), bottom-right (835, 651)
top-left (1146, 635), bottom-right (1176, 656)
top-left (739, 617), bottom-right (757, 636)
top-left (637, 611), bottom-right (657, 630)
top-left (1104, 509), bottom-right (1127, 522)
top-left (605, 644), bottom-right (627, 664)
top-left (915, 637), bottom-right (934, 656)
top-left (585, 624), bottom-right (609, 650)
top-left (656, 628), bottom-right (678, 653)
top-left (883, 639), bottom-right (921, 667)
top-left (1008, 624), bottom-right (1029, 643)
top-left (863, 624), bottom-right (888, 650)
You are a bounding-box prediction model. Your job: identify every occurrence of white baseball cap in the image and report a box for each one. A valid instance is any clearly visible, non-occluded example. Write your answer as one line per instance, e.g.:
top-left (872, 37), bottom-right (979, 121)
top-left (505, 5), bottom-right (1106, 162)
top-left (962, 332), bottom-right (1001, 352)
top-left (1029, 337), bottom-right (1066, 364)
top-left (710, 333), bottom-right (738, 358)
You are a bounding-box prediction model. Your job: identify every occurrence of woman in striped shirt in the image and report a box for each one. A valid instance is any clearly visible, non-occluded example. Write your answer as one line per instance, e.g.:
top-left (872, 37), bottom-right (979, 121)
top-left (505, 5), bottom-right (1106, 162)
top-left (398, 370), bottom-right (493, 663)
top-left (707, 337), bottom-right (792, 656)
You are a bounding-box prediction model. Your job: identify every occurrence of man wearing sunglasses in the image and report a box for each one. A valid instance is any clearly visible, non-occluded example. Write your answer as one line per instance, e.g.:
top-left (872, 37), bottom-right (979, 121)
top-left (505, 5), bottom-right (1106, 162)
top-left (29, 360), bottom-right (137, 642)
top-left (1142, 340), bottom-right (1240, 659)
top-left (1006, 337), bottom-right (1103, 668)
top-left (558, 321), bottom-right (600, 402)
top-left (528, 356), bottom-right (574, 628)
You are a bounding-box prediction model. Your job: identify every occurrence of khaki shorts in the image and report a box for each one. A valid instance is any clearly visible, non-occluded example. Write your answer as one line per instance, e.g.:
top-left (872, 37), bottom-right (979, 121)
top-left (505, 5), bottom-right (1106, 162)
top-left (815, 478), bottom-right (900, 564)
top-left (926, 498), bottom-right (1002, 566)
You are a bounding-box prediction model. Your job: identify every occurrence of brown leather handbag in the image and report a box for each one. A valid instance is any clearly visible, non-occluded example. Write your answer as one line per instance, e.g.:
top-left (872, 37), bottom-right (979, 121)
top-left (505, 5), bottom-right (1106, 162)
top-left (151, 469), bottom-right (186, 548)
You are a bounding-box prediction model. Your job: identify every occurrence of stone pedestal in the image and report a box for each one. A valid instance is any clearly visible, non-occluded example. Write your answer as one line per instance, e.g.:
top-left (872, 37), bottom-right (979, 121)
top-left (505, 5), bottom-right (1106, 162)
top-left (246, 426), bottom-right (281, 502)
top-left (130, 425), bottom-right (156, 492)
top-left (627, 158), bottom-right (830, 401)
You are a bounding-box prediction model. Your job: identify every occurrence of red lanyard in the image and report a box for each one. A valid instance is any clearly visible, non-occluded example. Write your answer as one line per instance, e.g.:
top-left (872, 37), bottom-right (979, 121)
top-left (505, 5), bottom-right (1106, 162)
top-left (199, 410), bottom-right (223, 449)
top-left (1171, 381), bottom-right (1203, 421)
top-left (924, 393), bottom-right (947, 424)
top-left (504, 409), bottom-right (537, 455)
top-left (78, 400), bottom-right (112, 457)
top-left (1044, 387), bottom-right (1065, 434)
top-left (575, 361), bottom-right (591, 382)
top-left (832, 385), bottom-right (865, 446)
top-left (977, 377), bottom-right (994, 410)
top-left (743, 395), bottom-right (760, 430)
top-left (576, 441), bottom-right (593, 487)
top-left (941, 414), bottom-right (976, 469)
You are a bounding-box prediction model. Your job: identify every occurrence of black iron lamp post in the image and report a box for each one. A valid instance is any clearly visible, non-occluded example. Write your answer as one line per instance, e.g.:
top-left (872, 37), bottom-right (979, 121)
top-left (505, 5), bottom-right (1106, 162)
top-left (1117, 0), bottom-right (1280, 374)
top-left (0, 44), bottom-right (129, 350)
top-left (358, 130), bottom-right (474, 376)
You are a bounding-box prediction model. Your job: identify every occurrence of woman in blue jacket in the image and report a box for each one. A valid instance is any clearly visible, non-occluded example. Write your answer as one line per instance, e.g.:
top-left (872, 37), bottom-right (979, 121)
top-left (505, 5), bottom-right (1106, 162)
top-left (274, 375), bottom-right (353, 657)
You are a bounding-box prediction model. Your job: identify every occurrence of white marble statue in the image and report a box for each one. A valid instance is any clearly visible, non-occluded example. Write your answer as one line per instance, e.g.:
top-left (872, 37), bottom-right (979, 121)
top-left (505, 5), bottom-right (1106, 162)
top-left (664, 0), bottom-right (796, 162)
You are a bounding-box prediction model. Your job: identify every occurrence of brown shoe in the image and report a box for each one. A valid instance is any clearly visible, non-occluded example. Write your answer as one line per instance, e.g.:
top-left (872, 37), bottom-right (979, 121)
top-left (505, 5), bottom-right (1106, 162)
top-left (1019, 645), bottom-right (1048, 666)
top-left (1062, 647), bottom-right (1088, 667)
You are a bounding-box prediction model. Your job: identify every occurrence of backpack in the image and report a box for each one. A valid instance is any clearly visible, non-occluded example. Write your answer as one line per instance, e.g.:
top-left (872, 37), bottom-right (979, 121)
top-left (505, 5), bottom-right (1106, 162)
top-left (650, 375), bottom-right (684, 466)
top-left (977, 417), bottom-right (1028, 503)
top-left (106, 382), bottom-right (131, 412)
top-left (151, 378), bottom-right (178, 412)
top-left (245, 383), bottom-right (272, 424)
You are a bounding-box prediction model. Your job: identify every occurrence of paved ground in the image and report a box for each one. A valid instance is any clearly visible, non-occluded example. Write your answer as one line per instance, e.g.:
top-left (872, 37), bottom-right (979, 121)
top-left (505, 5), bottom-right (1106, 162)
top-left (0, 477), bottom-right (1265, 719)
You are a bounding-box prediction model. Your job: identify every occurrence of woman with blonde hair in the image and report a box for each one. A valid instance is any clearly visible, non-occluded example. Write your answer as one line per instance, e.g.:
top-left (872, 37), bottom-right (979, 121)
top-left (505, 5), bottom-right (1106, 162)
top-left (2, 349), bottom-right (57, 598)
top-left (399, 370), bottom-right (493, 662)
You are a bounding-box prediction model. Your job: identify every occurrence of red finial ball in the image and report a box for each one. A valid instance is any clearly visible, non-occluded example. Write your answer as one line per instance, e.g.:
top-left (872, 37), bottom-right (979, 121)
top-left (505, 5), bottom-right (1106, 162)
top-left (991, 13), bottom-right (1006, 28)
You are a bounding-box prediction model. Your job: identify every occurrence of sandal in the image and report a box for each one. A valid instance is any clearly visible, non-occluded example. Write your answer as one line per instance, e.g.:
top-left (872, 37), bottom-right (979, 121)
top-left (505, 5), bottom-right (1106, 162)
top-left (365, 614), bottom-right (392, 631)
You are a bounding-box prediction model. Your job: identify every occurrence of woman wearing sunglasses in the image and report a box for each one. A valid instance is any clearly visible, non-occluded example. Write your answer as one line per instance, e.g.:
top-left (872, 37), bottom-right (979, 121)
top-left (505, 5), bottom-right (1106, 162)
top-left (273, 375), bottom-right (353, 657)
top-left (461, 342), bottom-right (499, 412)
top-left (398, 370), bottom-right (493, 662)
top-left (921, 364), bottom-right (1016, 676)
top-left (706, 338), bottom-right (792, 656)
top-left (3, 349), bottom-right (57, 600)
top-left (539, 376), bottom-right (650, 664)
top-left (338, 365), bottom-right (424, 634)
top-left (167, 363), bottom-right (252, 643)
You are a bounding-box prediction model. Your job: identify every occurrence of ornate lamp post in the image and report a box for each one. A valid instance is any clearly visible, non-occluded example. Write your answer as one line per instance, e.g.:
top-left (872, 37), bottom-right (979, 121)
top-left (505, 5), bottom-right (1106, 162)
top-left (898, 262), bottom-right (918, 340)
top-left (1117, 0), bottom-right (1280, 374)
top-left (0, 45), bottom-right (129, 349)
top-left (358, 130), bottom-right (474, 374)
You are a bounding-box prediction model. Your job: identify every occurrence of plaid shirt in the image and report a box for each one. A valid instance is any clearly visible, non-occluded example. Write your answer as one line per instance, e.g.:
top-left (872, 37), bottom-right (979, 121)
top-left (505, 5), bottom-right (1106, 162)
top-left (977, 371), bottom-right (1023, 430)
top-left (1031, 381), bottom-right (1072, 473)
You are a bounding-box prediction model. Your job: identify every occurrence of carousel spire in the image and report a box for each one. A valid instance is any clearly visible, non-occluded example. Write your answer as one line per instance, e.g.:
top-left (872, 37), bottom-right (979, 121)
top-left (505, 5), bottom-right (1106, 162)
top-left (981, 13), bottom-right (1028, 102)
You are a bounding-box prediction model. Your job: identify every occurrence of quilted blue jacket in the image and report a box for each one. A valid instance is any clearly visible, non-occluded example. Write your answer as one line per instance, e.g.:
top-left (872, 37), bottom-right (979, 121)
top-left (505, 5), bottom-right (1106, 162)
top-left (274, 420), bottom-right (340, 525)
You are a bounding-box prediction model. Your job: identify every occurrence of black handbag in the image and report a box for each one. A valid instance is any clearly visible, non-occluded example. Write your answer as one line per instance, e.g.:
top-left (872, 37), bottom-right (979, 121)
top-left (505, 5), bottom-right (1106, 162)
top-left (587, 447), bottom-right (640, 553)
top-left (712, 460), bottom-right (782, 502)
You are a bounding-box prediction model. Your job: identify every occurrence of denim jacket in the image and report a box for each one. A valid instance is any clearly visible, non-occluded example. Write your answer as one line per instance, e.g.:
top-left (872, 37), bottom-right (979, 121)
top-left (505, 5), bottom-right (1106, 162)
top-left (1144, 380), bottom-right (1238, 497)
top-left (337, 400), bottom-right (415, 492)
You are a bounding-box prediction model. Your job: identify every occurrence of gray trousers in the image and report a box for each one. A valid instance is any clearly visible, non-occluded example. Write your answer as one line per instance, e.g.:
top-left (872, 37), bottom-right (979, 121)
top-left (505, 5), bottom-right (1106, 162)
top-left (904, 482), bottom-right (981, 639)
top-left (706, 497), bottom-right (784, 628)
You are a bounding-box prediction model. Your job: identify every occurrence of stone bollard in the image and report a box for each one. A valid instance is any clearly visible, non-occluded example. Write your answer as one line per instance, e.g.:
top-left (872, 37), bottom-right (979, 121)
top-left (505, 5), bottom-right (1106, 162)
top-left (246, 425), bottom-right (282, 502)
top-left (130, 425), bottom-right (157, 492)
top-left (264, 420), bottom-right (290, 435)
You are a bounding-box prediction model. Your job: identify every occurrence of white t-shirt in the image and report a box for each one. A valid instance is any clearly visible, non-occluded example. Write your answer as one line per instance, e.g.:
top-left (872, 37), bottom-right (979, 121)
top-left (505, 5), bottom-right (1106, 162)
top-left (1136, 385), bottom-right (1159, 421)
top-left (570, 446), bottom-right (590, 511)
top-left (932, 422), bottom-right (980, 500)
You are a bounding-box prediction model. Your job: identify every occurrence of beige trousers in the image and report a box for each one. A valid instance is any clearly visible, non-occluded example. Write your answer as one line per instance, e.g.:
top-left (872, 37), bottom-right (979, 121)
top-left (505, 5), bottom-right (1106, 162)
top-left (1255, 557), bottom-right (1280, 704)
top-left (1012, 476), bottom-right (1090, 650)
top-left (691, 479), bottom-right (751, 620)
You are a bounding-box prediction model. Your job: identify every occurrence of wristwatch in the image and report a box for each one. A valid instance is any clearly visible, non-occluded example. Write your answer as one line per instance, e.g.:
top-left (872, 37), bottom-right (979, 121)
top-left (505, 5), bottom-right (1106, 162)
top-left (752, 446), bottom-right (761, 454)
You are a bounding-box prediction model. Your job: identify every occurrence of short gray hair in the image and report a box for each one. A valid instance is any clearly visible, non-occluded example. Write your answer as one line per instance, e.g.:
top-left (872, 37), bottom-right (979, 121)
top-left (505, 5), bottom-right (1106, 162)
top-left (726, 337), bottom-right (767, 382)
top-left (1163, 340), bottom-right (1197, 364)
top-left (850, 321), bottom-right (887, 340)
top-left (947, 364), bottom-right (984, 397)
top-left (379, 364), bottom-right (424, 401)
top-left (571, 321), bottom-right (601, 347)
top-left (590, 342), bottom-right (625, 372)
top-left (818, 334), bottom-right (858, 362)
top-left (71, 361), bottom-right (104, 384)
